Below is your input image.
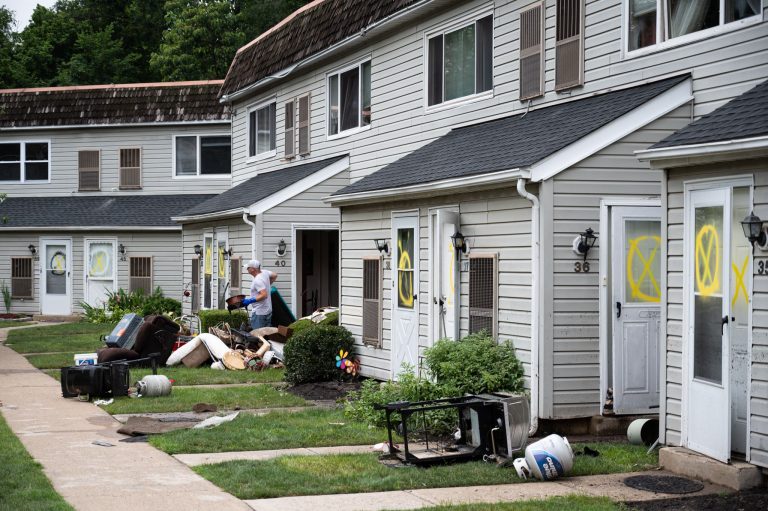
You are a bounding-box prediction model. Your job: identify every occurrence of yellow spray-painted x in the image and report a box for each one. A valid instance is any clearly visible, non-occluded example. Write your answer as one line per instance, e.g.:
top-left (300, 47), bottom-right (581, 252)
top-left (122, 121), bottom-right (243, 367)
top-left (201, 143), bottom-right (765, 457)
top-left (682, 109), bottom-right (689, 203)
top-left (732, 254), bottom-right (749, 306)
top-left (695, 224), bottom-right (720, 296)
top-left (626, 235), bottom-right (661, 302)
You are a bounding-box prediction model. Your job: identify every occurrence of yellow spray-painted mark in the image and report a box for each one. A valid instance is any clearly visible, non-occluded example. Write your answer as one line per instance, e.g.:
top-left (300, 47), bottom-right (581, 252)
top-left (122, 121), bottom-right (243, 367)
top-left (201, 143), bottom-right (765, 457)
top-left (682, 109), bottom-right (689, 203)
top-left (218, 247), bottom-right (226, 277)
top-left (398, 234), bottom-right (414, 309)
top-left (50, 251), bottom-right (66, 275)
top-left (89, 249), bottom-right (109, 278)
top-left (732, 254), bottom-right (749, 306)
top-left (626, 235), bottom-right (661, 302)
top-left (204, 243), bottom-right (213, 276)
top-left (695, 224), bottom-right (720, 296)
top-left (447, 240), bottom-right (455, 305)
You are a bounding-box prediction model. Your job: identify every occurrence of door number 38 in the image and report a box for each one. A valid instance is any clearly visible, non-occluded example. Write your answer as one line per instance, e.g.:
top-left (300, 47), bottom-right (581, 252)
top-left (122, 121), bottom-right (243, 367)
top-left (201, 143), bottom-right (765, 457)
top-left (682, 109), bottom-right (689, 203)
top-left (574, 262), bottom-right (590, 273)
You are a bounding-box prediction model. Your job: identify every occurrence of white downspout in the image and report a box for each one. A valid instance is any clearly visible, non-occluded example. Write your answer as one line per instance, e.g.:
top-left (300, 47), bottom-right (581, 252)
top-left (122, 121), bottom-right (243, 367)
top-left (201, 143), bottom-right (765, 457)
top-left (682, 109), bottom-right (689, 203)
top-left (517, 178), bottom-right (540, 436)
top-left (242, 212), bottom-right (257, 260)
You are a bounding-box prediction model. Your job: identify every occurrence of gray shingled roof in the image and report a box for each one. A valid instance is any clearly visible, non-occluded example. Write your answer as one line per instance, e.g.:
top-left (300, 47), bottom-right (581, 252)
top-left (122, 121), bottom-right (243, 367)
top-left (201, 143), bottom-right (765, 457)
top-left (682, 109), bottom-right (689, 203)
top-left (334, 75), bottom-right (689, 196)
top-left (0, 81), bottom-right (229, 128)
top-left (178, 155), bottom-right (347, 218)
top-left (651, 78), bottom-right (768, 149)
top-left (0, 195), bottom-right (215, 228)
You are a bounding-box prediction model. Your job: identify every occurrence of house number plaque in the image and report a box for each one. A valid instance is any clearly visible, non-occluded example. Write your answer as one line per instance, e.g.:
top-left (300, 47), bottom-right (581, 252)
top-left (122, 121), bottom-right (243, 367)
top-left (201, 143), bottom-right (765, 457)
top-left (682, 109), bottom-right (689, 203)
top-left (756, 259), bottom-right (768, 275)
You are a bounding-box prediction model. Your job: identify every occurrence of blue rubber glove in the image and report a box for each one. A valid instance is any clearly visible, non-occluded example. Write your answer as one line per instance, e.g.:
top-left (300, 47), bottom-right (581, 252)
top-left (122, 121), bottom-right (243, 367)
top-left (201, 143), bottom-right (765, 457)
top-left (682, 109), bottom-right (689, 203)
top-left (241, 297), bottom-right (257, 307)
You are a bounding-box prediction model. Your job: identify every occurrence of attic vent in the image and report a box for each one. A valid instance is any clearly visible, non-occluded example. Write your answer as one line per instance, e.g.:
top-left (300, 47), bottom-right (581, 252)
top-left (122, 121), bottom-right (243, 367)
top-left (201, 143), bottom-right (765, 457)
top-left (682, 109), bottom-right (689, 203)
top-left (11, 257), bottom-right (33, 298)
top-left (129, 257), bottom-right (152, 294)
top-left (298, 93), bottom-right (311, 156)
top-left (78, 150), bottom-right (100, 191)
top-left (362, 257), bottom-right (382, 347)
top-left (119, 148), bottom-right (142, 189)
top-left (284, 100), bottom-right (295, 158)
top-left (519, 3), bottom-right (544, 100)
top-left (469, 253), bottom-right (498, 338)
top-left (555, 0), bottom-right (584, 91)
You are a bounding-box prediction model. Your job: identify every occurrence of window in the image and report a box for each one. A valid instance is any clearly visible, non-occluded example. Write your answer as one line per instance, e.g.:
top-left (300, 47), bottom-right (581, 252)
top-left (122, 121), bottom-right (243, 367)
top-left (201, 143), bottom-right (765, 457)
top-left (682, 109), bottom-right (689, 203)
top-left (298, 93), bottom-right (311, 155)
top-left (249, 102), bottom-right (276, 157)
top-left (627, 0), bottom-right (761, 53)
top-left (284, 100), bottom-right (295, 159)
top-left (519, 3), bottom-right (544, 100)
top-left (78, 150), bottom-right (100, 191)
top-left (555, 0), bottom-right (584, 90)
top-left (11, 257), bottom-right (33, 298)
top-left (468, 253), bottom-right (498, 338)
top-left (328, 60), bottom-right (371, 136)
top-left (129, 257), bottom-right (152, 294)
top-left (427, 14), bottom-right (493, 107)
top-left (119, 148), bottom-right (141, 189)
top-left (0, 142), bottom-right (49, 182)
top-left (362, 256), bottom-right (382, 347)
top-left (174, 135), bottom-right (231, 177)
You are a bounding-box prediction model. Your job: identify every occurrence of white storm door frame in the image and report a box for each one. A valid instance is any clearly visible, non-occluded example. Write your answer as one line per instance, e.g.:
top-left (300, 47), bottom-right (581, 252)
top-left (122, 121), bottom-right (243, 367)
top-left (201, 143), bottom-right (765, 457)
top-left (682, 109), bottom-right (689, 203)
top-left (391, 210), bottom-right (420, 379)
top-left (83, 237), bottom-right (117, 306)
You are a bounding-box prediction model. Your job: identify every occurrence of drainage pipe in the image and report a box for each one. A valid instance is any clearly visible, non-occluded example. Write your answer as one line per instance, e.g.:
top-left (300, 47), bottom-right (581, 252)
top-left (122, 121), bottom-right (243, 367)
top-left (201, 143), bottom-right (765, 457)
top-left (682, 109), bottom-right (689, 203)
top-left (242, 212), bottom-right (257, 260)
top-left (516, 178), bottom-right (540, 436)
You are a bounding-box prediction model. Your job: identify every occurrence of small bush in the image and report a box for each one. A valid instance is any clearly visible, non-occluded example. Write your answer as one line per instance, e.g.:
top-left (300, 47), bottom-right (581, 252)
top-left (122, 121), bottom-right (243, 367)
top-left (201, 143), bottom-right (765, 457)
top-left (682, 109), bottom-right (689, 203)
top-left (287, 318), bottom-right (314, 336)
top-left (140, 295), bottom-right (181, 317)
top-left (284, 325), bottom-right (354, 384)
top-left (287, 310), bottom-right (339, 338)
top-left (1, 280), bottom-right (11, 313)
top-left (80, 287), bottom-right (181, 324)
top-left (199, 310), bottom-right (249, 333)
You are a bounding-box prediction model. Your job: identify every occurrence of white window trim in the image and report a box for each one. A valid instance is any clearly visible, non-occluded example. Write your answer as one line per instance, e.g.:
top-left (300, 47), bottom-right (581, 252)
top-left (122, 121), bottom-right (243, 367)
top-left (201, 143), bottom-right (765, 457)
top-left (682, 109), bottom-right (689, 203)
top-left (0, 139), bottom-right (52, 184)
top-left (172, 133), bottom-right (232, 179)
top-left (422, 4), bottom-right (495, 112)
top-left (622, 0), bottom-right (764, 59)
top-left (247, 97), bottom-right (278, 162)
top-left (325, 56), bottom-right (372, 141)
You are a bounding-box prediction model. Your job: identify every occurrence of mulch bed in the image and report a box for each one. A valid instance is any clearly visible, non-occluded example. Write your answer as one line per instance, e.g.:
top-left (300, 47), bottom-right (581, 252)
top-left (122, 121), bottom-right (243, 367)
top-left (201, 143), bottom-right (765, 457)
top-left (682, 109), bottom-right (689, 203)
top-left (286, 380), bottom-right (362, 401)
top-left (626, 489), bottom-right (768, 510)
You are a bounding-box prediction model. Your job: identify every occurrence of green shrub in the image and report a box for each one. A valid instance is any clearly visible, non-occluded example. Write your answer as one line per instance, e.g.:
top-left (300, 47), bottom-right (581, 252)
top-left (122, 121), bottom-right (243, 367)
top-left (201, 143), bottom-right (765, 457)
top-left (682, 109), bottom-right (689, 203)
top-left (1, 280), bottom-right (11, 313)
top-left (199, 310), bottom-right (249, 333)
top-left (287, 318), bottom-right (314, 336)
top-left (319, 310), bottom-right (338, 325)
top-left (80, 287), bottom-right (183, 324)
top-left (287, 310), bottom-right (339, 338)
top-left (284, 325), bottom-right (354, 384)
top-left (141, 295), bottom-right (181, 317)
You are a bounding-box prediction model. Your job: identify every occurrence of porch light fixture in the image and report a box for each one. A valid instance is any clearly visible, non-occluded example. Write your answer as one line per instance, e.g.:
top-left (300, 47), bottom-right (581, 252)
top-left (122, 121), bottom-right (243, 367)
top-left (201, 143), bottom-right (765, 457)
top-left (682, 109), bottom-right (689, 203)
top-left (450, 231), bottom-right (467, 260)
top-left (27, 244), bottom-right (37, 255)
top-left (741, 211), bottom-right (766, 247)
top-left (276, 239), bottom-right (287, 257)
top-left (222, 247), bottom-right (233, 260)
top-left (118, 244), bottom-right (126, 255)
top-left (193, 244), bottom-right (202, 256)
top-left (374, 239), bottom-right (390, 256)
top-left (573, 227), bottom-right (597, 261)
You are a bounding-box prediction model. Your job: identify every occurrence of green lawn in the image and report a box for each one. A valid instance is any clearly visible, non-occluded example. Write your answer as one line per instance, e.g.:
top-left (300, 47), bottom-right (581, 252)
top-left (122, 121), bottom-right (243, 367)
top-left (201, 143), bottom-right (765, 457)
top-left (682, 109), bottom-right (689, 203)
top-left (45, 366), bottom-right (285, 386)
top-left (195, 442), bottom-right (658, 499)
top-left (6, 322), bottom-right (111, 370)
top-left (0, 413), bottom-right (74, 511)
top-left (5, 322), bottom-right (112, 340)
top-left (25, 353), bottom-right (79, 369)
top-left (101, 385), bottom-right (307, 414)
top-left (151, 407), bottom-right (395, 454)
top-left (7, 333), bottom-right (105, 354)
top-left (399, 496), bottom-right (620, 511)
top-left (0, 320), bottom-right (33, 328)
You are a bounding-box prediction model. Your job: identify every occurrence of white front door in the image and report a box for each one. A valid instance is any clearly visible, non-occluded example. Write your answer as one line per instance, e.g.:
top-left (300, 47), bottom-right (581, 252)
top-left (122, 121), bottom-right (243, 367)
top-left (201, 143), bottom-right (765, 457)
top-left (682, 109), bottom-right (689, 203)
top-left (611, 206), bottom-right (662, 414)
top-left (392, 213), bottom-right (420, 378)
top-left (40, 238), bottom-right (72, 315)
top-left (687, 187), bottom-right (731, 462)
top-left (84, 239), bottom-right (116, 307)
top-left (430, 209), bottom-right (459, 343)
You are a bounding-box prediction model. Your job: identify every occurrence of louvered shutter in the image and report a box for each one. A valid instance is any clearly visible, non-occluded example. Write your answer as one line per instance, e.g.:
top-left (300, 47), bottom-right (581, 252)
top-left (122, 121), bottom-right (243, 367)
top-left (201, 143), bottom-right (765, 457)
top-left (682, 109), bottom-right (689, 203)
top-left (191, 256), bottom-right (200, 313)
top-left (129, 257), bottom-right (152, 294)
top-left (469, 253), bottom-right (498, 338)
top-left (120, 148), bottom-right (142, 189)
top-left (78, 150), bottom-right (100, 191)
top-left (230, 257), bottom-right (241, 293)
top-left (519, 3), bottom-right (544, 100)
top-left (284, 101), bottom-right (295, 158)
top-left (362, 257), bottom-right (382, 347)
top-left (555, 0), bottom-right (584, 90)
top-left (298, 93), bottom-right (311, 156)
top-left (11, 257), bottom-right (33, 298)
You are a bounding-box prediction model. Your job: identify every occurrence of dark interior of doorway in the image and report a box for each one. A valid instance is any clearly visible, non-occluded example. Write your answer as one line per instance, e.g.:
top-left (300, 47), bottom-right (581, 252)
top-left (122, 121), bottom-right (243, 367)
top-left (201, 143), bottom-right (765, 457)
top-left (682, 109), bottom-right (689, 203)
top-left (297, 229), bottom-right (339, 317)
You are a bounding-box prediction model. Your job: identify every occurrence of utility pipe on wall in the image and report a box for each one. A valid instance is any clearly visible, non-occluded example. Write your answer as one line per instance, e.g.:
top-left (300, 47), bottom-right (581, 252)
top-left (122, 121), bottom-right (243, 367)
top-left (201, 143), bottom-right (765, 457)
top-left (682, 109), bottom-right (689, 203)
top-left (517, 178), bottom-right (540, 436)
top-left (242, 212), bottom-right (257, 260)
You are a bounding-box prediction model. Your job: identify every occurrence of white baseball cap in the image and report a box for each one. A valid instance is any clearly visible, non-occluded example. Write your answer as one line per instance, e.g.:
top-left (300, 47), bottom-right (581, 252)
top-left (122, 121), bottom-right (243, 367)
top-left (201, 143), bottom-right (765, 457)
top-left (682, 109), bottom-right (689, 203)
top-left (244, 259), bottom-right (261, 269)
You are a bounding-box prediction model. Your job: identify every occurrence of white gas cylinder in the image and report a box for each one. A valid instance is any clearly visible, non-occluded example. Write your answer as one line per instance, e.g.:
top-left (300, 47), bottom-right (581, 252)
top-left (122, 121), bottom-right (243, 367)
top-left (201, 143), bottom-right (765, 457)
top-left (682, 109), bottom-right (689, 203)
top-left (512, 434), bottom-right (574, 481)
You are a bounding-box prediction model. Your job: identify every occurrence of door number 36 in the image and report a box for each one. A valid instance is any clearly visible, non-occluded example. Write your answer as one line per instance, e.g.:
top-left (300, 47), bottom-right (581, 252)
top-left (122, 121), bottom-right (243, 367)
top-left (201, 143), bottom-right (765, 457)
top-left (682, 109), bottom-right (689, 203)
top-left (574, 262), bottom-right (590, 273)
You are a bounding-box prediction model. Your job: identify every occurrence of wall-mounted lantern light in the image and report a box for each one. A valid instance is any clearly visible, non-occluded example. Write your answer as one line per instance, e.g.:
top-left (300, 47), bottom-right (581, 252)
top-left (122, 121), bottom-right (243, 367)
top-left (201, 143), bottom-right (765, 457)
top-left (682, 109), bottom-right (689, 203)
top-left (276, 239), bottom-right (287, 257)
top-left (572, 227), bottom-right (597, 261)
top-left (118, 243), bottom-right (127, 261)
top-left (222, 247), bottom-right (233, 260)
top-left (741, 211), bottom-right (766, 248)
top-left (28, 244), bottom-right (37, 255)
top-left (374, 239), bottom-right (390, 256)
top-left (450, 231), bottom-right (468, 260)
top-left (193, 244), bottom-right (202, 256)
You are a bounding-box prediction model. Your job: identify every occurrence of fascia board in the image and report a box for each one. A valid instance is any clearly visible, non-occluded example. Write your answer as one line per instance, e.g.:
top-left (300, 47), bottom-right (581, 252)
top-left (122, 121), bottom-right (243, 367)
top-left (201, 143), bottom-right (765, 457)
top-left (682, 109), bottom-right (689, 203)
top-left (635, 135), bottom-right (768, 168)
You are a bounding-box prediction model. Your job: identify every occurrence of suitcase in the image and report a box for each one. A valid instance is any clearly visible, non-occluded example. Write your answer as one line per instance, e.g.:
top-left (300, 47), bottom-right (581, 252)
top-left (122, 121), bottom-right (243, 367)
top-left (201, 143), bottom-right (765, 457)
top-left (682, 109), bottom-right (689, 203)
top-left (104, 313), bottom-right (144, 349)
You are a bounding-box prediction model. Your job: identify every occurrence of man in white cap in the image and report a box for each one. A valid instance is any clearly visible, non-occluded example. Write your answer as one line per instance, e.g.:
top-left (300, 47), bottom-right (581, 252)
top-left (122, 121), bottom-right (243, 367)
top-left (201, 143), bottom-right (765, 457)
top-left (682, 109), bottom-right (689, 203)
top-left (242, 259), bottom-right (278, 329)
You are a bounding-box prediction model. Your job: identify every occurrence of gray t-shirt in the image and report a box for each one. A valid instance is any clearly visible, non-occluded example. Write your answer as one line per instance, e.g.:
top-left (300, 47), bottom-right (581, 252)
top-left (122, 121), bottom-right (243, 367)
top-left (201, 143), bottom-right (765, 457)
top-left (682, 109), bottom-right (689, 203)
top-left (249, 269), bottom-right (273, 316)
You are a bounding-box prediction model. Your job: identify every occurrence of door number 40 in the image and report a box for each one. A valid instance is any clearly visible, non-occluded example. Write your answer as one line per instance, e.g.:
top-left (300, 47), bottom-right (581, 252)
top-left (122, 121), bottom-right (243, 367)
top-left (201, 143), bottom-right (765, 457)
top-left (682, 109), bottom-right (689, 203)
top-left (574, 262), bottom-right (590, 273)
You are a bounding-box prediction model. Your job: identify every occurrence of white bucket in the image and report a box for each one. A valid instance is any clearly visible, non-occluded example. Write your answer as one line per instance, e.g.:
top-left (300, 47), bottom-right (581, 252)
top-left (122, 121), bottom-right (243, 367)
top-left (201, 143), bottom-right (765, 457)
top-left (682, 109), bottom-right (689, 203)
top-left (513, 434), bottom-right (574, 481)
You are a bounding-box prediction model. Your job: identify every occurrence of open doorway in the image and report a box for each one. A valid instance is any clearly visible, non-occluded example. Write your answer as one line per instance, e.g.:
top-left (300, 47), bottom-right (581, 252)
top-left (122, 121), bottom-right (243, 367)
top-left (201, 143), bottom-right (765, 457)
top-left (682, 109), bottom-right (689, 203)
top-left (294, 228), bottom-right (339, 317)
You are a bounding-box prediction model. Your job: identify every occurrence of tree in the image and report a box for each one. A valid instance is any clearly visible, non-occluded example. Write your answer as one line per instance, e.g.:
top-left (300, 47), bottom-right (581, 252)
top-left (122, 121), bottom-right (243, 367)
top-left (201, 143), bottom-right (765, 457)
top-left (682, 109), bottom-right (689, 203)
top-left (0, 7), bottom-right (18, 88)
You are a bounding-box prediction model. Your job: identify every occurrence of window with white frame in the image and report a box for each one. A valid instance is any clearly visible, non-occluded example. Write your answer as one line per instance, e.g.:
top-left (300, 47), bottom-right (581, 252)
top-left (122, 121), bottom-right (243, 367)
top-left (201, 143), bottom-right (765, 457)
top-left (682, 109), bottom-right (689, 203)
top-left (249, 102), bottom-right (276, 157)
top-left (174, 135), bottom-right (231, 177)
top-left (327, 60), bottom-right (371, 136)
top-left (427, 13), bottom-right (493, 107)
top-left (627, 0), bottom-right (761, 52)
top-left (0, 142), bottom-right (49, 182)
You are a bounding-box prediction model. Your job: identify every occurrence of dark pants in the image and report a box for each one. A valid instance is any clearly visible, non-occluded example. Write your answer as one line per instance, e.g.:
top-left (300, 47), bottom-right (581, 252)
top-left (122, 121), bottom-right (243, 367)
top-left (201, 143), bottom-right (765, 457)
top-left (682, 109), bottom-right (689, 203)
top-left (250, 313), bottom-right (272, 330)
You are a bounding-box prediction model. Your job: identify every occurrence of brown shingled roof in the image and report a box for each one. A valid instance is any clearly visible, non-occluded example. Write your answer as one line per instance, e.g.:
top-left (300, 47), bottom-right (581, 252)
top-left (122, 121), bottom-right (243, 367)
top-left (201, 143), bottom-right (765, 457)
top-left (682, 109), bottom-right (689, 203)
top-left (0, 80), bottom-right (229, 128)
top-left (219, 0), bottom-right (422, 98)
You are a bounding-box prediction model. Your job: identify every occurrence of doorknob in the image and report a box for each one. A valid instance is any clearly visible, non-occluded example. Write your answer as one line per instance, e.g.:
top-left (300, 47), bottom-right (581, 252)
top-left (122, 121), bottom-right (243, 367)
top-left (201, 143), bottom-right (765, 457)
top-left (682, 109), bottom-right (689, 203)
top-left (722, 315), bottom-right (729, 334)
top-left (616, 301), bottom-right (622, 319)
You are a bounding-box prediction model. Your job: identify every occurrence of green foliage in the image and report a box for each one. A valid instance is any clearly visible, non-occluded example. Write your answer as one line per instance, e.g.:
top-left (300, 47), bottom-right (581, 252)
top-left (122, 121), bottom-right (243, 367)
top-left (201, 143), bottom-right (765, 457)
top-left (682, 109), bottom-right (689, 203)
top-left (80, 287), bottom-right (180, 323)
top-left (284, 325), bottom-right (354, 384)
top-left (198, 309), bottom-right (249, 333)
top-left (0, 280), bottom-right (10, 313)
top-left (287, 310), bottom-right (338, 337)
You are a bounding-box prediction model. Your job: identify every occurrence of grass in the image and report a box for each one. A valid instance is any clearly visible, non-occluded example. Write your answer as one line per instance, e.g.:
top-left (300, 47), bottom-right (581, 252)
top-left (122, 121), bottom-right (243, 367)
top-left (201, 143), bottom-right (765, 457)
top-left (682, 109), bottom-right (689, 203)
top-left (5, 322), bottom-right (111, 370)
top-left (9, 333), bottom-right (105, 354)
top-left (25, 353), bottom-right (78, 369)
top-left (150, 407), bottom-right (396, 454)
top-left (44, 366), bottom-right (286, 386)
top-left (5, 321), bottom-right (111, 340)
top-left (100, 385), bottom-right (307, 414)
top-left (397, 496), bottom-right (620, 511)
top-left (195, 442), bottom-right (658, 499)
top-left (0, 414), bottom-right (74, 511)
top-left (0, 320), bottom-right (33, 328)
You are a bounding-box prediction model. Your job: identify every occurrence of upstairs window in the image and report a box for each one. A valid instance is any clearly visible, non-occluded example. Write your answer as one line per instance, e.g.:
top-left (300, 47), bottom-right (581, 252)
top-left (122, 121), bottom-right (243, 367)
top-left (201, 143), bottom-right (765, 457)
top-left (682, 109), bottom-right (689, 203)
top-left (249, 101), bottom-right (276, 157)
top-left (627, 0), bottom-right (761, 53)
top-left (0, 142), bottom-right (49, 182)
top-left (328, 60), bottom-right (371, 136)
top-left (555, 0), bottom-right (584, 91)
top-left (175, 135), bottom-right (231, 177)
top-left (78, 150), bottom-right (100, 191)
top-left (427, 14), bottom-right (493, 107)
top-left (119, 148), bottom-right (142, 189)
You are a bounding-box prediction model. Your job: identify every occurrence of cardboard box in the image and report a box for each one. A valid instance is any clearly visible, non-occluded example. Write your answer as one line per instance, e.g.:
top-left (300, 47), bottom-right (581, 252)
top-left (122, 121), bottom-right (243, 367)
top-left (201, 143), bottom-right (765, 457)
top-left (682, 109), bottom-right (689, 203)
top-left (182, 342), bottom-right (210, 368)
top-left (74, 353), bottom-right (98, 366)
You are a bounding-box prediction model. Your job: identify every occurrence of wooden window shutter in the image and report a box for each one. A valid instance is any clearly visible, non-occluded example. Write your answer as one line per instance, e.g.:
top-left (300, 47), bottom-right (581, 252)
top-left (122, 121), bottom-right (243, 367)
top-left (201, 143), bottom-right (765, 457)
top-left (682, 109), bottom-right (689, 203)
top-left (555, 0), bottom-right (584, 90)
top-left (469, 253), bottom-right (498, 338)
top-left (229, 257), bottom-right (241, 292)
top-left (78, 150), bottom-right (100, 191)
top-left (284, 101), bottom-right (295, 158)
top-left (519, 3), bottom-right (544, 100)
top-left (362, 257), bottom-right (382, 347)
top-left (11, 257), bottom-right (33, 298)
top-left (298, 93), bottom-right (311, 156)
top-left (129, 257), bottom-right (152, 294)
top-left (119, 148), bottom-right (142, 189)
top-left (191, 256), bottom-right (200, 313)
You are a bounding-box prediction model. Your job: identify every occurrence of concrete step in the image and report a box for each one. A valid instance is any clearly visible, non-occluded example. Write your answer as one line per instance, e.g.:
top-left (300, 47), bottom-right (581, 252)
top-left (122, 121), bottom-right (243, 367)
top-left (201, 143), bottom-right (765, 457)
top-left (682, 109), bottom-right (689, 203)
top-left (659, 447), bottom-right (764, 490)
top-left (32, 314), bottom-right (81, 322)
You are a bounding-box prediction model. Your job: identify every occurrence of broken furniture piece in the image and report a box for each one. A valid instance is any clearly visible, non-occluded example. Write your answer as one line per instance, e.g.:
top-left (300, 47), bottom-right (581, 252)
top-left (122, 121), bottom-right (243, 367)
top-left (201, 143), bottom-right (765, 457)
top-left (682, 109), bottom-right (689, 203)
top-left (61, 354), bottom-right (159, 401)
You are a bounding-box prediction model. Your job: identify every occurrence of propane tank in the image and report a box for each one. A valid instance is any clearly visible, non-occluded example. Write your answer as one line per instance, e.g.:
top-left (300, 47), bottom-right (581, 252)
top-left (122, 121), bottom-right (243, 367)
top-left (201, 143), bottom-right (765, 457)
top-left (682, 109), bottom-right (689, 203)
top-left (513, 434), bottom-right (574, 481)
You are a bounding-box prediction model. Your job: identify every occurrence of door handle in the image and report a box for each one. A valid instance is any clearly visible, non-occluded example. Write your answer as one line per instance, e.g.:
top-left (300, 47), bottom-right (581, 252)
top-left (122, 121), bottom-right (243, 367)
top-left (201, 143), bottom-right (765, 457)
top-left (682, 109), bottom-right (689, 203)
top-left (722, 315), bottom-right (729, 334)
top-left (616, 301), bottom-right (622, 319)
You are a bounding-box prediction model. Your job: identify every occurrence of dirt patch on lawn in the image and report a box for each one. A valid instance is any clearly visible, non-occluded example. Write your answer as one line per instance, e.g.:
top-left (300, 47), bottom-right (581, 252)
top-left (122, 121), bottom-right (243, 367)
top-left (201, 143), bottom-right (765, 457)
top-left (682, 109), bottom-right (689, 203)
top-left (286, 380), bottom-right (362, 401)
top-left (626, 488), bottom-right (768, 510)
